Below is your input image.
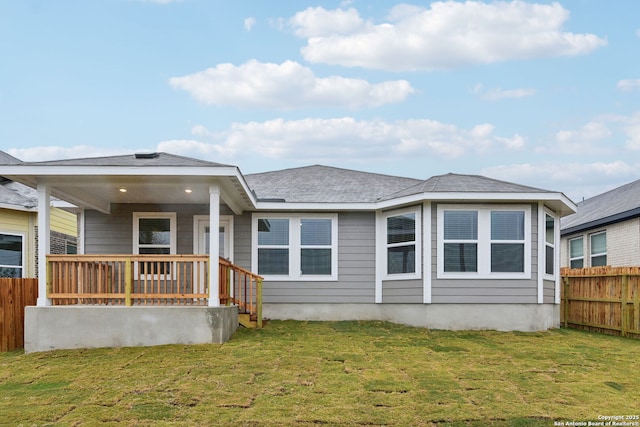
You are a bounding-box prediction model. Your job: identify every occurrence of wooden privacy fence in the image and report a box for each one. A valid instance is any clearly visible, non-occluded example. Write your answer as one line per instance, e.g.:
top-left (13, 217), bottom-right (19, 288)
top-left (0, 278), bottom-right (38, 352)
top-left (561, 267), bottom-right (640, 339)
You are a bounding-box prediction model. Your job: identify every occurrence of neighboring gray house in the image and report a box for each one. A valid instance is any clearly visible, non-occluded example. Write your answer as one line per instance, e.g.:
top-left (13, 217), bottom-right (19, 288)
top-left (2, 152), bottom-right (576, 351)
top-left (561, 178), bottom-right (640, 268)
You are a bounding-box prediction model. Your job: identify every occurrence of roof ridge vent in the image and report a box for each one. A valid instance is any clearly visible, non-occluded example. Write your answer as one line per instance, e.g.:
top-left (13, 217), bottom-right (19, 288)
top-left (135, 152), bottom-right (160, 159)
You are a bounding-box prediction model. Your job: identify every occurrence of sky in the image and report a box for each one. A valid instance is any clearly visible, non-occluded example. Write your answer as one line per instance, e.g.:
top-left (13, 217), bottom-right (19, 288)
top-left (1, 0), bottom-right (639, 203)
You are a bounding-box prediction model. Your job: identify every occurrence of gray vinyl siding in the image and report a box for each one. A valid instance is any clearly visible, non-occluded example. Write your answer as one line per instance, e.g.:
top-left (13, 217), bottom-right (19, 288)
top-left (259, 211), bottom-right (376, 304)
top-left (382, 279), bottom-right (423, 303)
top-left (84, 203), bottom-right (232, 255)
top-left (431, 202), bottom-right (540, 304)
top-left (233, 212), bottom-right (252, 271)
top-left (543, 279), bottom-right (555, 304)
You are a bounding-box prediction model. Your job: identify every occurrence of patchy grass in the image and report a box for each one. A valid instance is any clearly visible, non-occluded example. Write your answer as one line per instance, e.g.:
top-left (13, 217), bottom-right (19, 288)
top-left (1, 321), bottom-right (639, 426)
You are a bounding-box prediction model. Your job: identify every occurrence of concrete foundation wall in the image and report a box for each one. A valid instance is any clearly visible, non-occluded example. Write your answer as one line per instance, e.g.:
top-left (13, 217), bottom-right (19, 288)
top-left (24, 306), bottom-right (238, 353)
top-left (264, 303), bottom-right (560, 332)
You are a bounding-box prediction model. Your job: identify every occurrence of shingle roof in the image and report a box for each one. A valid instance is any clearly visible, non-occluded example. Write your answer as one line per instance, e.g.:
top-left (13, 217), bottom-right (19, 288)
top-left (16, 152), bottom-right (233, 168)
top-left (561, 177), bottom-right (640, 233)
top-left (0, 181), bottom-right (38, 208)
top-left (245, 167), bottom-right (552, 204)
top-left (380, 173), bottom-right (551, 200)
top-left (0, 151), bottom-right (23, 165)
top-left (245, 165), bottom-right (422, 203)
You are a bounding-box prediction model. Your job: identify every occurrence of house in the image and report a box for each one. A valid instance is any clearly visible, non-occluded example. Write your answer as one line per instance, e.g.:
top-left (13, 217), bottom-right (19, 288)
top-left (561, 178), bottom-right (640, 268)
top-left (0, 151), bottom-right (77, 278)
top-left (1, 152), bottom-right (576, 352)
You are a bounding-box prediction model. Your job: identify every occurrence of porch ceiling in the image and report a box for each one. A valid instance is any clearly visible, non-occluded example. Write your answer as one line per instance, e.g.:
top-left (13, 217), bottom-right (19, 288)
top-left (5, 174), bottom-right (256, 214)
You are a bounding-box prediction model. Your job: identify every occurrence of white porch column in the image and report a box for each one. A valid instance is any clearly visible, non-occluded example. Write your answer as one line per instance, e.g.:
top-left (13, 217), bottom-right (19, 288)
top-left (208, 183), bottom-right (220, 307)
top-left (37, 183), bottom-right (51, 306)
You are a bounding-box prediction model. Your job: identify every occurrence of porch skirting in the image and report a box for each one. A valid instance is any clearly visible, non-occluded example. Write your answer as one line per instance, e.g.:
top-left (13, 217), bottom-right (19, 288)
top-left (263, 303), bottom-right (560, 332)
top-left (24, 306), bottom-right (238, 353)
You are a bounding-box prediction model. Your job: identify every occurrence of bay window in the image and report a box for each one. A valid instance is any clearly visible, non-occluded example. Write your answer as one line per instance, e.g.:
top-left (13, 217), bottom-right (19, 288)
top-left (544, 213), bottom-right (556, 277)
top-left (382, 208), bottom-right (421, 279)
top-left (253, 214), bottom-right (337, 280)
top-left (438, 205), bottom-right (530, 278)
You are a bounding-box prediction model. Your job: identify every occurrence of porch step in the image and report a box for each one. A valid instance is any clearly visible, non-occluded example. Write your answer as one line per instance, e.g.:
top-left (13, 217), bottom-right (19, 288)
top-left (238, 313), bottom-right (258, 329)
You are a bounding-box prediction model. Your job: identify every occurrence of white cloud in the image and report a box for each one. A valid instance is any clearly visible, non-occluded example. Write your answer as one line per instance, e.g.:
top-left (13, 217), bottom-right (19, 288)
top-left (617, 79), bottom-right (640, 92)
top-left (624, 112), bottom-right (640, 150)
top-left (244, 17), bottom-right (256, 31)
top-left (159, 117), bottom-right (521, 163)
top-left (482, 160), bottom-right (638, 201)
top-left (289, 7), bottom-right (365, 38)
top-left (473, 84), bottom-right (535, 101)
top-left (534, 121), bottom-right (613, 155)
top-left (289, 2), bottom-right (607, 71)
top-left (169, 60), bottom-right (414, 109)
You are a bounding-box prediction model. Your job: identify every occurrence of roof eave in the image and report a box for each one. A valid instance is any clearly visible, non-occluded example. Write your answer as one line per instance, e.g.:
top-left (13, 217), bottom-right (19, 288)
top-left (254, 191), bottom-right (577, 214)
top-left (561, 207), bottom-right (640, 236)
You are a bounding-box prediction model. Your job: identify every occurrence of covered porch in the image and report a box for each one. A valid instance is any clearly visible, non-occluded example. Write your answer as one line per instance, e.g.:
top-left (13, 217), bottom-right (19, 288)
top-left (3, 153), bottom-right (263, 351)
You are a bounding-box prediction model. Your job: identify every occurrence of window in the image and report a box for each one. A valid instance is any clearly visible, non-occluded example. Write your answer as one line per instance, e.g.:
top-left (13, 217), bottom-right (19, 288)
top-left (590, 232), bottom-right (607, 267)
top-left (438, 205), bottom-right (530, 279)
top-left (66, 241), bottom-right (77, 255)
top-left (257, 218), bottom-right (290, 275)
top-left (301, 219), bottom-right (332, 275)
top-left (490, 211), bottom-right (525, 273)
top-left (544, 213), bottom-right (555, 276)
top-left (133, 213), bottom-right (177, 275)
top-left (443, 211), bottom-right (477, 272)
top-left (0, 233), bottom-right (24, 278)
top-left (568, 237), bottom-right (584, 268)
top-left (253, 214), bottom-right (337, 280)
top-left (386, 211), bottom-right (417, 275)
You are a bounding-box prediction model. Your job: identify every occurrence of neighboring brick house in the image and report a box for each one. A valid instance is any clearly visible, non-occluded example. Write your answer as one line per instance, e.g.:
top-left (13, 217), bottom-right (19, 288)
top-left (560, 178), bottom-right (640, 268)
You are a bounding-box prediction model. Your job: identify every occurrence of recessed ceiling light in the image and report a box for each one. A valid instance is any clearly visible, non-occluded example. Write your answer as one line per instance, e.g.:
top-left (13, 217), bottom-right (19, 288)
top-left (119, 188), bottom-right (127, 193)
top-left (185, 188), bottom-right (193, 194)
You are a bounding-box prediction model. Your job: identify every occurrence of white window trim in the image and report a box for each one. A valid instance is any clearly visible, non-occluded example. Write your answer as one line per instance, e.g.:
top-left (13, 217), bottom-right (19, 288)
top-left (589, 231), bottom-right (607, 266)
top-left (568, 236), bottom-right (585, 268)
top-left (133, 212), bottom-right (177, 278)
top-left (0, 231), bottom-right (25, 278)
top-left (543, 209), bottom-right (558, 281)
top-left (437, 204), bottom-right (531, 279)
top-left (380, 206), bottom-right (422, 281)
top-left (252, 213), bottom-right (338, 281)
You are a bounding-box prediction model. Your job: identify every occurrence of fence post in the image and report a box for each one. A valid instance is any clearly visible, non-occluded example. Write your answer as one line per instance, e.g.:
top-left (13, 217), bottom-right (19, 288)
top-left (621, 274), bottom-right (629, 338)
top-left (256, 278), bottom-right (263, 329)
top-left (125, 258), bottom-right (132, 307)
top-left (226, 267), bottom-right (231, 306)
top-left (563, 276), bottom-right (570, 328)
top-left (46, 257), bottom-right (53, 303)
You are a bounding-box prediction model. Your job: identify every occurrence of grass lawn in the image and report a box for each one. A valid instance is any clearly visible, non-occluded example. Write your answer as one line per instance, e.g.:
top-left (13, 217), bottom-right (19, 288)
top-left (1, 321), bottom-right (639, 426)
